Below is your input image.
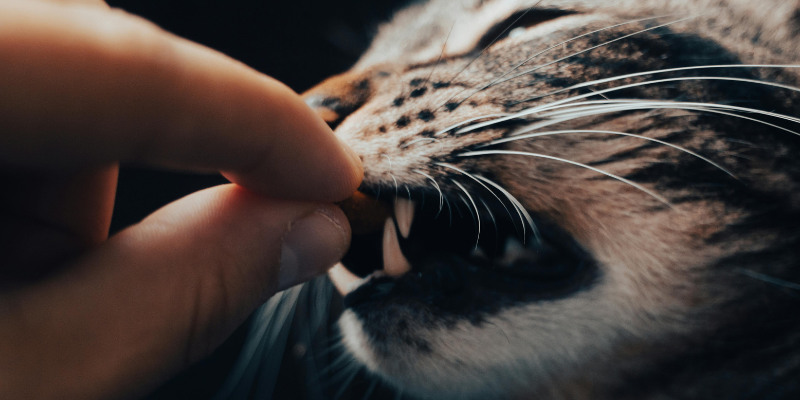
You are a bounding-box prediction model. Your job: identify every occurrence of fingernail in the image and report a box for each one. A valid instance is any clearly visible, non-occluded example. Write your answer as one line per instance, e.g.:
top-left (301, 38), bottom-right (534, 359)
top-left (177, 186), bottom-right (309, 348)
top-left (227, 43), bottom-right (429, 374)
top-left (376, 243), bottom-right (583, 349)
top-left (278, 208), bottom-right (350, 291)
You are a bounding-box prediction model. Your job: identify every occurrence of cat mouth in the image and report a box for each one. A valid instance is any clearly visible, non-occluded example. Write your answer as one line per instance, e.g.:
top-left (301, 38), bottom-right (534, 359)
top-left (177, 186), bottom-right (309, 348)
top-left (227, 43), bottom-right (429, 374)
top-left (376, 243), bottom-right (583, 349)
top-left (332, 187), bottom-right (595, 311)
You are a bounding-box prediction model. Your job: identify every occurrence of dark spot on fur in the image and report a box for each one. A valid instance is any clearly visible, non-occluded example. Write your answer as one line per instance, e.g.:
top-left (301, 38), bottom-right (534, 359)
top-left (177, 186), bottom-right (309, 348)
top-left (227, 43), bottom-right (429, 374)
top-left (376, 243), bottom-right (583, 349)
top-left (418, 110), bottom-right (435, 122)
top-left (355, 79), bottom-right (370, 90)
top-left (547, 77), bottom-right (572, 87)
top-left (376, 71), bottom-right (391, 77)
top-left (396, 116), bottom-right (410, 127)
top-left (379, 126), bottom-right (387, 133)
top-left (320, 97), bottom-right (341, 109)
top-left (393, 97), bottom-right (405, 107)
top-left (468, 101), bottom-right (479, 107)
top-left (445, 102), bottom-right (460, 111)
top-left (420, 130), bottom-right (435, 137)
top-left (432, 81), bottom-right (450, 89)
top-left (410, 78), bottom-right (425, 87)
top-left (410, 87), bottom-right (428, 97)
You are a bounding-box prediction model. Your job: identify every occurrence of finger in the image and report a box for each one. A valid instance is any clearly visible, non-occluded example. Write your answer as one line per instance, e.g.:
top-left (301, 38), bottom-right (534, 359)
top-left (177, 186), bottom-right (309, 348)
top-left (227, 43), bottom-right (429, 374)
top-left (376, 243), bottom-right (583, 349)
top-left (35, 0), bottom-right (108, 6)
top-left (0, 1), bottom-right (362, 201)
top-left (0, 184), bottom-right (350, 399)
top-left (0, 166), bottom-right (118, 277)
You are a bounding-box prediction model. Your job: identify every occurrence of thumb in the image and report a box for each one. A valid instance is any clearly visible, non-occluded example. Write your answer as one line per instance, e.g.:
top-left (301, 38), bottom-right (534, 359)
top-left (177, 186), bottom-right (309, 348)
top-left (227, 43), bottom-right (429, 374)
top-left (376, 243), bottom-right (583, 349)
top-left (0, 184), bottom-right (350, 400)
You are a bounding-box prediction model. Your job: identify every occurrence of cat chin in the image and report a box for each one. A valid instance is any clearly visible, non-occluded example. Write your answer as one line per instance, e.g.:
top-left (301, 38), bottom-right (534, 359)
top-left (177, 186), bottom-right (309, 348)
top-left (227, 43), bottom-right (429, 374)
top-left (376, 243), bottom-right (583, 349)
top-left (338, 310), bottom-right (515, 400)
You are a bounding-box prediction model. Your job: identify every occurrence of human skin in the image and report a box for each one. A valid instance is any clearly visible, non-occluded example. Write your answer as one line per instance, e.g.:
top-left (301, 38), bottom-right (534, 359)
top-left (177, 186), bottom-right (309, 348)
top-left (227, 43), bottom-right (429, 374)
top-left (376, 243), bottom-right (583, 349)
top-left (0, 0), bottom-right (364, 398)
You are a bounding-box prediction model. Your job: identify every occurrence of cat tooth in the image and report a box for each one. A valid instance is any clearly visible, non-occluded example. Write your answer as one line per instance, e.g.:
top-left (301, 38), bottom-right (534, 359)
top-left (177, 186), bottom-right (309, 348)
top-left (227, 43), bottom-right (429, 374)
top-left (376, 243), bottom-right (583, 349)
top-left (383, 217), bottom-right (412, 277)
top-left (328, 263), bottom-right (365, 295)
top-left (503, 236), bottom-right (526, 261)
top-left (394, 198), bottom-right (415, 239)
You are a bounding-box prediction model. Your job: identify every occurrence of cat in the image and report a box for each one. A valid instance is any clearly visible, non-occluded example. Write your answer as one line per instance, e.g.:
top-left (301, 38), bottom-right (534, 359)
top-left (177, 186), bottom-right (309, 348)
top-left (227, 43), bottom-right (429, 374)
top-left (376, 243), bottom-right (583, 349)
top-left (224, 1), bottom-right (800, 399)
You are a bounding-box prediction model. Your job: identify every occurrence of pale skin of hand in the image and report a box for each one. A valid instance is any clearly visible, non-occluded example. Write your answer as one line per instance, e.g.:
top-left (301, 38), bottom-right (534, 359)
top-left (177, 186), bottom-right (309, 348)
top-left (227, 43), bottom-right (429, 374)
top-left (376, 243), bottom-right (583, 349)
top-left (0, 0), bottom-right (364, 398)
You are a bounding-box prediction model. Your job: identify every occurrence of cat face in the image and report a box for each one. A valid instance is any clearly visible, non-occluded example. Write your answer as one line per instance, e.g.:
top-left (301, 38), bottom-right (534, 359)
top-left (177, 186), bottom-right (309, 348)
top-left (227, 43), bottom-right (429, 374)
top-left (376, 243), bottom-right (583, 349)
top-left (304, 1), bottom-right (800, 398)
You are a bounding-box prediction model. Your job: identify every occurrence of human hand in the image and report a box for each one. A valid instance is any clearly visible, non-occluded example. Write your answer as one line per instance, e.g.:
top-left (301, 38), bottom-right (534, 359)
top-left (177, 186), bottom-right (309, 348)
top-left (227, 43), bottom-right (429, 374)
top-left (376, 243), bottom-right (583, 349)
top-left (0, 0), bottom-right (363, 398)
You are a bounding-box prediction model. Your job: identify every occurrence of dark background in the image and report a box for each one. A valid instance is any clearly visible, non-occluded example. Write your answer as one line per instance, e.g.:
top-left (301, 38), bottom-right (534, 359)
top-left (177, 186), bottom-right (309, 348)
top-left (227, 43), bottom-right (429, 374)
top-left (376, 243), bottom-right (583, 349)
top-left (101, 0), bottom-right (408, 398)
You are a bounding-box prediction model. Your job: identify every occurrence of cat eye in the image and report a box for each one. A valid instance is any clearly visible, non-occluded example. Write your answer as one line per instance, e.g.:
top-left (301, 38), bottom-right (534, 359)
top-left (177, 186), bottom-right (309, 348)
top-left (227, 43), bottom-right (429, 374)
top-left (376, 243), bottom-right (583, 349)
top-left (475, 8), bottom-right (578, 49)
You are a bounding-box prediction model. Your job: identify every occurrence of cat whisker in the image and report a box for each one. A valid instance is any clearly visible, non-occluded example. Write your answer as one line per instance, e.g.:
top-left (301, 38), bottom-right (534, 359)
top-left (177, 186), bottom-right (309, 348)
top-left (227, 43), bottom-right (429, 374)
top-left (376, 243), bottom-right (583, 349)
top-left (391, 174), bottom-right (399, 203)
top-left (400, 138), bottom-right (440, 148)
top-left (451, 15), bottom-right (695, 109)
top-left (444, 195), bottom-right (454, 227)
top-left (440, 4), bottom-right (539, 93)
top-left (435, 162), bottom-right (520, 235)
top-left (453, 180), bottom-right (481, 249)
top-left (525, 100), bottom-right (800, 137)
top-left (736, 268), bottom-right (800, 291)
top-left (454, 14), bottom-right (680, 105)
top-left (529, 64), bottom-right (800, 102)
top-left (491, 16), bottom-right (696, 88)
top-left (332, 366), bottom-right (362, 400)
top-left (412, 169), bottom-right (445, 216)
top-left (421, 19), bottom-right (457, 90)
top-left (458, 79), bottom-right (800, 135)
top-left (318, 351), bottom-right (354, 377)
top-left (435, 113), bottom-right (511, 136)
top-left (361, 379), bottom-right (380, 400)
top-left (480, 128), bottom-right (737, 179)
top-left (381, 154), bottom-right (393, 169)
top-left (486, 98), bottom-right (800, 137)
top-left (479, 198), bottom-right (500, 247)
top-left (513, 76), bottom-right (800, 107)
top-left (473, 174), bottom-right (542, 244)
top-left (460, 150), bottom-right (674, 208)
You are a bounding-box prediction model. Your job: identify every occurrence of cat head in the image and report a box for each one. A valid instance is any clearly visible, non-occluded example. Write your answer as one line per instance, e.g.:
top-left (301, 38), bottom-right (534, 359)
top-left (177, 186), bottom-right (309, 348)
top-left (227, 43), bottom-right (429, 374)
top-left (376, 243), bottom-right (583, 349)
top-left (304, 1), bottom-right (800, 398)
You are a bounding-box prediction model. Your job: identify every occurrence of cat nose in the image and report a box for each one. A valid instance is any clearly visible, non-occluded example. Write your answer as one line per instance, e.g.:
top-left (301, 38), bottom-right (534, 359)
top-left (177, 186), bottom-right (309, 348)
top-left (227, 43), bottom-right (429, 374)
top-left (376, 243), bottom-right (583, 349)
top-left (301, 69), bottom-right (383, 129)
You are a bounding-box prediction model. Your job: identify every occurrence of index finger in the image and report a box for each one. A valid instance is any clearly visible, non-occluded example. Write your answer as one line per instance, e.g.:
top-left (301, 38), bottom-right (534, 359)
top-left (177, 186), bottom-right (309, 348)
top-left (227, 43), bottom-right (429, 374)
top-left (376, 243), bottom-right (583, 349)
top-left (0, 0), bottom-right (362, 201)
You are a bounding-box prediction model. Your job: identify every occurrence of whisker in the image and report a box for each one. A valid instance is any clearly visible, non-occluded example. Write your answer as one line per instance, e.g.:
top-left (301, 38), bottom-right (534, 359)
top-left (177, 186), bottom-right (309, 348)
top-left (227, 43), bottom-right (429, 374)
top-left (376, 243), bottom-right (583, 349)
top-left (532, 64), bottom-right (800, 102)
top-left (361, 379), bottom-right (380, 400)
top-left (461, 150), bottom-right (674, 208)
top-left (391, 174), bottom-right (399, 203)
top-left (459, 75), bottom-right (800, 134)
top-left (444, 196), bottom-right (454, 226)
top-left (479, 197), bottom-right (500, 249)
top-left (482, 129), bottom-right (736, 179)
top-left (318, 351), bottom-right (353, 377)
top-left (519, 100), bottom-right (800, 137)
top-left (453, 180), bottom-right (481, 249)
top-left (412, 169), bottom-right (445, 215)
top-left (471, 99), bottom-right (800, 137)
top-left (401, 138), bottom-right (440, 148)
top-left (332, 367), bottom-right (362, 400)
top-left (454, 14), bottom-right (679, 104)
top-left (473, 174), bottom-right (542, 244)
top-left (512, 76), bottom-right (800, 110)
top-left (327, 363), bottom-right (360, 390)
top-left (435, 162), bottom-right (519, 233)
top-left (736, 268), bottom-right (800, 291)
top-left (440, 4), bottom-right (539, 90)
top-left (435, 113), bottom-right (511, 136)
top-left (382, 154), bottom-right (393, 169)
top-left (421, 19), bottom-right (457, 89)
top-left (485, 15), bottom-right (696, 90)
